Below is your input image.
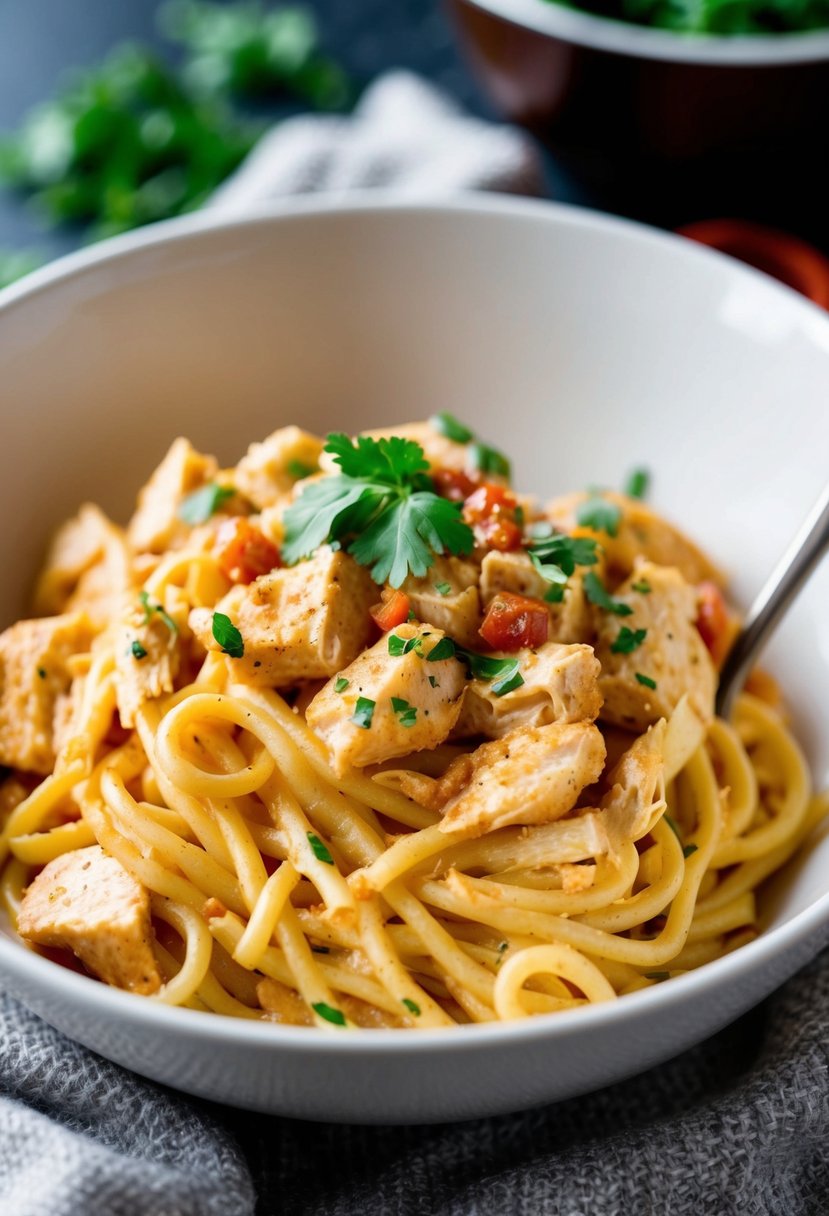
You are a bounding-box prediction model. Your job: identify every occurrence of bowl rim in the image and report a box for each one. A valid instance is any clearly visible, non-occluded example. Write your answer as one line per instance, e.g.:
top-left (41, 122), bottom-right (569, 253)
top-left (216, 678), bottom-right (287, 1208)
top-left (457, 0), bottom-right (829, 65)
top-left (2, 191), bottom-right (829, 1055)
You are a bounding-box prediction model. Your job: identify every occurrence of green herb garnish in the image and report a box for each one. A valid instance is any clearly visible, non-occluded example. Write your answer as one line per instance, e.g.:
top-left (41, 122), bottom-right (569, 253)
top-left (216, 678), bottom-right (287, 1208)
top-left (426, 637), bottom-right (456, 663)
top-left (664, 814), bottom-right (682, 840)
top-left (683, 843), bottom-right (699, 859)
top-left (311, 1001), bottom-right (346, 1026)
top-left (631, 579), bottom-right (652, 594)
top-left (645, 971), bottom-right (670, 983)
top-left (351, 696), bottom-right (375, 729)
top-left (429, 412), bottom-right (473, 444)
top-left (583, 572), bottom-right (633, 617)
top-left (635, 672), bottom-right (656, 689)
top-left (311, 944), bottom-right (330, 954)
top-left (576, 494), bottom-right (622, 537)
top-left (211, 611), bottom-right (244, 658)
top-left (178, 482), bottom-right (235, 525)
top-left (131, 640), bottom-right (149, 660)
top-left (391, 697), bottom-right (418, 727)
top-left (402, 997), bottom-right (421, 1016)
top-left (527, 532), bottom-right (598, 594)
top-left (138, 590), bottom-right (179, 635)
top-left (334, 677), bottom-right (349, 694)
top-left (428, 675), bottom-right (439, 688)
top-left (625, 468), bottom-right (649, 499)
top-left (287, 459), bottom-right (317, 480)
top-left (490, 662), bottom-right (524, 697)
top-left (470, 441), bottom-right (510, 480)
top-left (282, 433), bottom-right (474, 588)
top-left (388, 633), bottom-right (423, 658)
top-left (434, 581), bottom-right (452, 596)
top-left (307, 831), bottom-right (334, 865)
top-left (611, 626), bottom-right (647, 655)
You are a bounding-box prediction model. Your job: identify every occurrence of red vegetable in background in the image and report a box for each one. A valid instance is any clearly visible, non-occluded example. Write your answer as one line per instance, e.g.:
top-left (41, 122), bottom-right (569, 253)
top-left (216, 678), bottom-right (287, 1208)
top-left (215, 518), bottom-right (281, 584)
top-left (370, 589), bottom-right (411, 631)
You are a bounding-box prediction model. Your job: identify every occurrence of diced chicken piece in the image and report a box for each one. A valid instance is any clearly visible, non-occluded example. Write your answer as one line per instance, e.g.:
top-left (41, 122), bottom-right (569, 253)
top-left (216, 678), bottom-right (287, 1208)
top-left (32, 503), bottom-right (113, 617)
top-left (546, 492), bottom-right (723, 587)
top-left (65, 522), bottom-right (135, 629)
top-left (128, 438), bottom-right (217, 554)
top-left (437, 721), bottom-right (606, 836)
top-left (306, 623), bottom-right (467, 774)
top-left (113, 603), bottom-right (182, 728)
top-left (0, 613), bottom-right (94, 774)
top-left (403, 555), bottom-right (482, 649)
top-left (595, 562), bottom-right (716, 731)
top-left (479, 550), bottom-right (592, 643)
top-left (17, 845), bottom-right (161, 995)
top-left (456, 642), bottom-right (602, 739)
top-left (233, 426), bottom-right (324, 511)
top-left (190, 546), bottom-right (376, 686)
top-left (601, 720), bottom-right (666, 822)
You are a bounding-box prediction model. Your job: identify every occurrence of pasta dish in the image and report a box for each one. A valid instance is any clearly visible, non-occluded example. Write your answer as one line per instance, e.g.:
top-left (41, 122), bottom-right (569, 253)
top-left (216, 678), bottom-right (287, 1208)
top-left (0, 416), bottom-right (824, 1029)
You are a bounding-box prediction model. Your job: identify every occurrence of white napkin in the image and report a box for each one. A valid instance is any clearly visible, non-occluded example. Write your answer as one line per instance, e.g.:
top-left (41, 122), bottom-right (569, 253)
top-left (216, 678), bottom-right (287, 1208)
top-left (207, 70), bottom-right (544, 211)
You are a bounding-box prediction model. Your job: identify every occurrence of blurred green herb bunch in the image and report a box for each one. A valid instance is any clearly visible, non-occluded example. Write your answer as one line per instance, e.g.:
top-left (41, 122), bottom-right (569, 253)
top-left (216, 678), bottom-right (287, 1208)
top-left (0, 1), bottom-right (351, 284)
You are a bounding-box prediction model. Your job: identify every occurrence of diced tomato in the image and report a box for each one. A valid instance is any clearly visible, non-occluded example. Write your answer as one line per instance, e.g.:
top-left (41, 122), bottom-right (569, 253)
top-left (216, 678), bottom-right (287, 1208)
top-left (370, 588), bottom-right (411, 631)
top-left (463, 483), bottom-right (522, 552)
top-left (432, 467), bottom-right (479, 502)
top-left (214, 518), bottom-right (281, 584)
top-left (695, 581), bottom-right (733, 667)
top-left (480, 592), bottom-right (549, 651)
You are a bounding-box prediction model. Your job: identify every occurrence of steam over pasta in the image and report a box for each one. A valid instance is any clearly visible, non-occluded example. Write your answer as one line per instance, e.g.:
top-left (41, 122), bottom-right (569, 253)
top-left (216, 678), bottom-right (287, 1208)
top-left (0, 417), bottom-right (824, 1030)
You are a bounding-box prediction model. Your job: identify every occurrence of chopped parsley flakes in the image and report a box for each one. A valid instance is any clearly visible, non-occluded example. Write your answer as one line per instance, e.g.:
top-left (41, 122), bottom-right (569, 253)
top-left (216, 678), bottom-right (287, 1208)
top-left (583, 572), bottom-right (633, 617)
top-left (307, 831), bottom-right (334, 865)
top-left (351, 696), bottom-right (376, 729)
top-left (131, 640), bottom-right (149, 660)
top-left (625, 468), bottom-right (650, 500)
top-left (36, 666), bottom-right (46, 679)
top-left (434, 581), bottom-right (452, 596)
top-left (635, 672), bottom-right (656, 689)
top-left (426, 637), bottom-right (456, 663)
top-left (177, 482), bottom-right (235, 525)
top-left (388, 633), bottom-right (423, 657)
top-left (631, 579), bottom-right (652, 594)
top-left (138, 590), bottom-right (178, 635)
top-left (683, 844), bottom-right (699, 859)
top-left (429, 411), bottom-right (473, 444)
top-left (527, 533), bottom-right (598, 597)
top-left (211, 611), bottom-right (244, 658)
top-left (576, 493), bottom-right (622, 537)
top-left (287, 459), bottom-right (318, 480)
top-left (391, 697), bottom-right (418, 727)
top-left (334, 677), bottom-right (349, 693)
top-left (312, 1001), bottom-right (346, 1026)
top-left (611, 626), bottom-right (647, 655)
top-left (402, 998), bottom-right (421, 1016)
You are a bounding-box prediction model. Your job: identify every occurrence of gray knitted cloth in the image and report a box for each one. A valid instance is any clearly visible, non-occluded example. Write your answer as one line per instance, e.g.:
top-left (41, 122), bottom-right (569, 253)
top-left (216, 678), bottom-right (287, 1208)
top-left (2, 950), bottom-right (828, 1215)
top-left (2, 72), bottom-right (828, 1216)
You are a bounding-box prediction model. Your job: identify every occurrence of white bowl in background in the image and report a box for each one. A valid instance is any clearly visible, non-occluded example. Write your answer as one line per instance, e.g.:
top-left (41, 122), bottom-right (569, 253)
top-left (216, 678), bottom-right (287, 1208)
top-left (1, 196), bottom-right (828, 1123)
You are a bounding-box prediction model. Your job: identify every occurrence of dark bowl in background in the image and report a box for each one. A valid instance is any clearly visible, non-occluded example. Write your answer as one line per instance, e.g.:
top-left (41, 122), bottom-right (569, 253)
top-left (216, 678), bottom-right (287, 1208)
top-left (448, 0), bottom-right (829, 229)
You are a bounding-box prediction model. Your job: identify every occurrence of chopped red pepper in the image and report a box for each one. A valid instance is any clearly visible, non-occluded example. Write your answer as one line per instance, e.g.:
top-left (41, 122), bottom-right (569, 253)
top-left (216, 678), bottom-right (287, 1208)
top-left (463, 483), bottom-right (522, 552)
top-left (432, 467), bottom-right (479, 502)
top-left (370, 588), bottom-right (411, 631)
top-left (695, 581), bottom-right (733, 667)
top-left (214, 518), bottom-right (281, 584)
top-left (480, 592), bottom-right (549, 651)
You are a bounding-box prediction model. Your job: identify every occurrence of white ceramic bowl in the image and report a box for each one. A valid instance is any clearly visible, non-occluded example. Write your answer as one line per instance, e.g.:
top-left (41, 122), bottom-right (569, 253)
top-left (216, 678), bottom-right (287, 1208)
top-left (1, 197), bottom-right (828, 1124)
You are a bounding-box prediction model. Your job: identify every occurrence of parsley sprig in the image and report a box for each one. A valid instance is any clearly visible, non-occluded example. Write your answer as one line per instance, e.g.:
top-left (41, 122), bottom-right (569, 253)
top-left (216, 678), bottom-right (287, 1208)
top-left (425, 636), bottom-right (524, 697)
top-left (577, 493), bottom-right (622, 537)
top-left (282, 433), bottom-right (474, 588)
top-left (584, 572), bottom-right (633, 617)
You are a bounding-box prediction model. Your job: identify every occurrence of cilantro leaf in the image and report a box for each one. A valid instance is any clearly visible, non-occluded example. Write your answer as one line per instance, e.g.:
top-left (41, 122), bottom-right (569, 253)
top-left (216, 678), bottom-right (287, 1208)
top-left (334, 677), bottom-right (349, 693)
top-left (138, 589), bottom-right (179, 635)
top-left (307, 831), bottom-right (334, 865)
top-left (583, 572), bottom-right (633, 616)
top-left (426, 637), bottom-right (456, 662)
top-left (430, 412), bottom-right (473, 444)
top-left (389, 633), bottom-right (423, 657)
top-left (325, 432), bottom-right (429, 485)
top-left (631, 579), bottom-right (651, 594)
top-left (434, 581), bottom-right (452, 596)
top-left (287, 459), bottom-right (317, 480)
top-left (577, 494), bottom-right (622, 537)
top-left (178, 482), bottom-right (235, 525)
top-left (611, 626), bottom-right (647, 654)
top-left (281, 475), bottom-right (378, 566)
top-left (490, 661), bottom-right (524, 696)
top-left (470, 441), bottom-right (510, 480)
top-left (212, 611), bottom-right (244, 658)
top-left (635, 672), bottom-right (657, 689)
top-left (402, 998), bottom-right (421, 1016)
